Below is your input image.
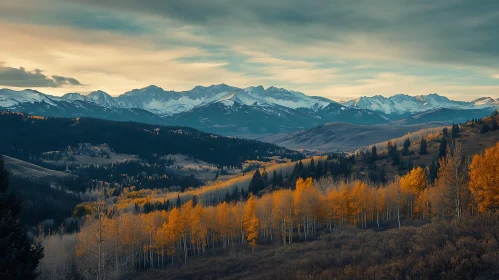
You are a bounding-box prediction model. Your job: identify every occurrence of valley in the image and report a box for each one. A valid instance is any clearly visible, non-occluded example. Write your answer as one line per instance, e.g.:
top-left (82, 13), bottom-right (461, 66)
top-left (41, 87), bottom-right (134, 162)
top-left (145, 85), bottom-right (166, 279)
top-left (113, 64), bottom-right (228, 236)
top-left (3, 2), bottom-right (499, 280)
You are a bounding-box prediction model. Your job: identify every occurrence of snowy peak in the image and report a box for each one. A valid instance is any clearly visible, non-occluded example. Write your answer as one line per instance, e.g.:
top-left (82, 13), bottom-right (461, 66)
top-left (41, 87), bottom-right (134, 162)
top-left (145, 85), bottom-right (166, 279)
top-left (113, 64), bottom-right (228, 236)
top-left (2, 86), bottom-right (497, 119)
top-left (473, 97), bottom-right (499, 106)
top-left (62, 92), bottom-right (87, 102)
top-left (243, 86), bottom-right (334, 110)
top-left (87, 90), bottom-right (120, 108)
top-left (0, 88), bottom-right (57, 108)
top-left (344, 93), bottom-right (493, 114)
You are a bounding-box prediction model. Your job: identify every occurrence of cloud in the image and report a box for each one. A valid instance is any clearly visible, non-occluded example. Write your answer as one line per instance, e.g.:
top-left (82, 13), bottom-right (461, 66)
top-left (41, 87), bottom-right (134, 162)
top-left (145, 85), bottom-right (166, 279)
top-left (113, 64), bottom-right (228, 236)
top-left (1, 1), bottom-right (498, 100)
top-left (66, 0), bottom-right (499, 70)
top-left (0, 65), bottom-right (82, 87)
top-left (51, 75), bottom-right (82, 86)
top-left (0, 23), bottom-right (253, 95)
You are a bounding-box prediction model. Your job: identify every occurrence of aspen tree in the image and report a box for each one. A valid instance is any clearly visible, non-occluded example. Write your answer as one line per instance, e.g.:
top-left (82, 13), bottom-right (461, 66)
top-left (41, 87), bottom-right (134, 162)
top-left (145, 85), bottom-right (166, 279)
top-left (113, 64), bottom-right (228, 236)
top-left (469, 142), bottom-right (499, 212)
top-left (244, 195), bottom-right (259, 248)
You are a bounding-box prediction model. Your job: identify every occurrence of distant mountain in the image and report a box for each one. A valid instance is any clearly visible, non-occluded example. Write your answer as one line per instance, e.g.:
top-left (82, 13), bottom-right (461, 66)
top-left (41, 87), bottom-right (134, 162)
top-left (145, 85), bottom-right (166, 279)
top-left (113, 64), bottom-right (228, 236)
top-left (0, 86), bottom-right (391, 136)
top-left (343, 93), bottom-right (495, 114)
top-left (261, 122), bottom-right (447, 151)
top-left (472, 97), bottom-right (499, 107)
top-left (1, 86), bottom-right (496, 137)
top-left (395, 108), bottom-right (494, 125)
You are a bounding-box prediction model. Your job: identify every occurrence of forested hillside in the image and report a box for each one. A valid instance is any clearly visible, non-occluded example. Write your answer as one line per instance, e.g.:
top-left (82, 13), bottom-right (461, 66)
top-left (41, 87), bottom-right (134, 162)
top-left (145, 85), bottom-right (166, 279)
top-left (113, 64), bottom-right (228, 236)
top-left (31, 112), bottom-right (499, 279)
top-left (0, 112), bottom-right (305, 229)
top-left (0, 112), bottom-right (301, 167)
top-left (354, 112), bottom-right (499, 183)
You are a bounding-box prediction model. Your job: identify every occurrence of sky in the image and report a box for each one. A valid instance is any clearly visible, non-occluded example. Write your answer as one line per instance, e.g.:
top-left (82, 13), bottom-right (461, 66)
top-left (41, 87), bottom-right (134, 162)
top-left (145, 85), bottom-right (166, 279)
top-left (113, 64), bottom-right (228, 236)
top-left (0, 0), bottom-right (498, 101)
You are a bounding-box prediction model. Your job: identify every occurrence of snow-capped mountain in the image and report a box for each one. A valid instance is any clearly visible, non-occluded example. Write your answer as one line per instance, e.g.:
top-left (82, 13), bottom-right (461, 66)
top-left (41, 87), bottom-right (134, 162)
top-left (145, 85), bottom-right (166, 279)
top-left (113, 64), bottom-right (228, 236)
top-left (87, 90), bottom-right (121, 108)
top-left (0, 88), bottom-right (58, 108)
top-left (0, 85), bottom-right (496, 137)
top-left (344, 93), bottom-right (492, 114)
top-left (472, 97), bottom-right (499, 107)
top-left (111, 84), bottom-right (333, 115)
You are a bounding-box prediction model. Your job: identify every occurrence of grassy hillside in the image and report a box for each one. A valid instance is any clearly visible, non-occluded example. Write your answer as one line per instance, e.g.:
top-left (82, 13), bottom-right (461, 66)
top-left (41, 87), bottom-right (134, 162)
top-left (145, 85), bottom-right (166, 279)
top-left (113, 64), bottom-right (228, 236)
top-left (261, 122), bottom-right (446, 151)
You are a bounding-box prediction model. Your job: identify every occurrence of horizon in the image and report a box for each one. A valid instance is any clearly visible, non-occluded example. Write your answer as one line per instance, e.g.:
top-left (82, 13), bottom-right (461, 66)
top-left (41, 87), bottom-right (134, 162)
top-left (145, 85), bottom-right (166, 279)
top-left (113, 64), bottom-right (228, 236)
top-left (1, 1), bottom-right (499, 101)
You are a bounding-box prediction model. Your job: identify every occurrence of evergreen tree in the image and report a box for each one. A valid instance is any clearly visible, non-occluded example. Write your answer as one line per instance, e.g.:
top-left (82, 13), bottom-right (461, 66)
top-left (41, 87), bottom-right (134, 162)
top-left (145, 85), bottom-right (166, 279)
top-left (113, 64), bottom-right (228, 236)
top-left (272, 170), bottom-right (277, 187)
top-left (0, 155), bottom-right (44, 279)
top-left (297, 161), bottom-right (307, 179)
top-left (248, 170), bottom-right (265, 195)
top-left (419, 139), bottom-right (428, 155)
top-left (451, 124), bottom-right (459, 138)
top-left (191, 195), bottom-right (198, 206)
top-left (176, 193), bottom-right (181, 208)
top-left (262, 168), bottom-right (268, 185)
top-left (308, 158), bottom-right (316, 176)
top-left (315, 160), bottom-right (324, 179)
top-left (389, 143), bottom-right (398, 157)
top-left (391, 152), bottom-right (401, 166)
top-left (442, 127), bottom-right (449, 138)
top-left (371, 146), bottom-right (377, 162)
top-left (231, 186), bottom-right (241, 201)
top-left (429, 161), bottom-right (439, 184)
top-left (276, 172), bottom-right (284, 186)
top-left (224, 192), bottom-right (231, 203)
top-left (480, 123), bottom-right (490, 134)
top-left (402, 138), bottom-right (411, 156)
top-left (492, 118), bottom-right (498, 130)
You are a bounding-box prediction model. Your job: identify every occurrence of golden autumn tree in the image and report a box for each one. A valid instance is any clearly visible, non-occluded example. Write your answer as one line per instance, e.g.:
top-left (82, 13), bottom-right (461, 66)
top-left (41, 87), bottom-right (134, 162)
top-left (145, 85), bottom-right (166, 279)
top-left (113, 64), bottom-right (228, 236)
top-left (293, 177), bottom-right (323, 240)
top-left (400, 166), bottom-right (427, 217)
top-left (350, 181), bottom-right (369, 228)
top-left (272, 189), bottom-right (294, 244)
top-left (469, 142), bottom-right (499, 213)
top-left (179, 201), bottom-right (193, 266)
top-left (164, 208), bottom-right (182, 263)
top-left (246, 215), bottom-right (259, 251)
top-left (215, 202), bottom-right (230, 248)
top-left (244, 195), bottom-right (259, 250)
top-left (190, 203), bottom-right (207, 255)
top-left (326, 184), bottom-right (350, 228)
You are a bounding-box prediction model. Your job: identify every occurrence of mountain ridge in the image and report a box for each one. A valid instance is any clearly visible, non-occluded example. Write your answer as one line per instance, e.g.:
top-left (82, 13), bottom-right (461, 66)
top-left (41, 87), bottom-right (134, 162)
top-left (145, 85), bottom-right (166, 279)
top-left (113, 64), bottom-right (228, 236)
top-left (0, 85), bottom-right (496, 137)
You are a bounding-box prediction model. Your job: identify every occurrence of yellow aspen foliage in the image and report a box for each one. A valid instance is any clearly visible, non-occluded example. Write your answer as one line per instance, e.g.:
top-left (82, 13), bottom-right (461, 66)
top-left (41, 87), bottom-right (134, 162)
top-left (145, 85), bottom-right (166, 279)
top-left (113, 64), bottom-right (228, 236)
top-left (469, 142), bottom-right (499, 212)
top-left (244, 195), bottom-right (259, 249)
top-left (216, 202), bottom-right (230, 246)
top-left (246, 215), bottom-right (259, 251)
top-left (165, 208), bottom-right (182, 250)
top-left (400, 167), bottom-right (427, 195)
top-left (244, 195), bottom-right (258, 234)
top-left (190, 203), bottom-right (207, 250)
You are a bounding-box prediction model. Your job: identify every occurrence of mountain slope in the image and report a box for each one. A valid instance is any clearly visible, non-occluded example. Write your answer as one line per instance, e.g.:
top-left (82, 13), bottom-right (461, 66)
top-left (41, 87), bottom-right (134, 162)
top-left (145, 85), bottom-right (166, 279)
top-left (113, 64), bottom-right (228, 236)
top-left (3, 155), bottom-right (74, 183)
top-left (261, 122), bottom-right (446, 151)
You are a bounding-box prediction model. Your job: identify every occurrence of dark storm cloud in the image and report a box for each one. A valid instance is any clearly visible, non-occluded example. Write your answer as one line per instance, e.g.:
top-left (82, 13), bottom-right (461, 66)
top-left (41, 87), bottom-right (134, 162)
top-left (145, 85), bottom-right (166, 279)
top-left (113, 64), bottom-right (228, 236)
top-left (69, 0), bottom-right (499, 68)
top-left (0, 65), bottom-right (82, 87)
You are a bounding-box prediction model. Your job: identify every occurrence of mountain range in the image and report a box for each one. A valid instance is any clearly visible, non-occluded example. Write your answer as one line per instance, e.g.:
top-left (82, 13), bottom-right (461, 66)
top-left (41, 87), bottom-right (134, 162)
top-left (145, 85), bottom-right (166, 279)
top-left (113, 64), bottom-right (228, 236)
top-left (0, 85), bottom-right (497, 137)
